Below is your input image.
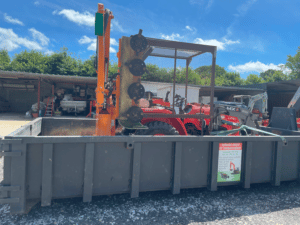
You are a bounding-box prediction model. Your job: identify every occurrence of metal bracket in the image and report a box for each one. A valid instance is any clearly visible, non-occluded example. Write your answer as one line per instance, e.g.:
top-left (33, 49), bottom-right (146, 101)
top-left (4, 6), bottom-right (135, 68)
top-left (126, 142), bottom-right (134, 150)
top-left (0, 198), bottom-right (20, 204)
top-left (0, 151), bottom-right (22, 157)
top-left (0, 186), bottom-right (21, 204)
top-left (0, 185), bottom-right (21, 192)
top-left (0, 139), bottom-right (22, 144)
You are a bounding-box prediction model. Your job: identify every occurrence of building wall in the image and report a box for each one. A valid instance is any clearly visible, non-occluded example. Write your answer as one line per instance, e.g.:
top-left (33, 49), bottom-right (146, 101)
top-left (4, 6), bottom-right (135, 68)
top-left (0, 89), bottom-right (37, 112)
top-left (0, 82), bottom-right (52, 113)
top-left (141, 82), bottom-right (200, 104)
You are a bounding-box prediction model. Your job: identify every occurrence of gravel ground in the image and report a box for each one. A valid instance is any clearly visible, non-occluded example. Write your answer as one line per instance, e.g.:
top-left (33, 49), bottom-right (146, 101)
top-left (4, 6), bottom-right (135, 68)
top-left (0, 156), bottom-right (300, 225)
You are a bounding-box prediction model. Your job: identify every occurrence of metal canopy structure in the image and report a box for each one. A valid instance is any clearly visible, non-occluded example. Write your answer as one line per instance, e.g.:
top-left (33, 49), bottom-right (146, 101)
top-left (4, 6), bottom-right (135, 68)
top-left (142, 38), bottom-right (215, 60)
top-left (0, 71), bottom-right (97, 113)
top-left (142, 37), bottom-right (217, 131)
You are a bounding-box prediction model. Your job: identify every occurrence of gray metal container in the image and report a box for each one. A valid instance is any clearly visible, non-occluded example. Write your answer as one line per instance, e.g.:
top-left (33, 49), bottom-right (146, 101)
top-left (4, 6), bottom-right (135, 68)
top-left (0, 117), bottom-right (300, 214)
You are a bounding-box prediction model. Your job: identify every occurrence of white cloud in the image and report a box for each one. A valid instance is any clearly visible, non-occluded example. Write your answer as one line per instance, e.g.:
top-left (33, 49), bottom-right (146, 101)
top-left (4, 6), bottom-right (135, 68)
top-left (3, 13), bottom-right (24, 26)
top-left (185, 26), bottom-right (197, 33)
top-left (0, 27), bottom-right (52, 55)
top-left (34, 1), bottom-right (40, 6)
top-left (186, 26), bottom-right (193, 31)
top-left (0, 27), bottom-right (43, 51)
top-left (110, 47), bottom-right (116, 53)
top-left (228, 61), bottom-right (286, 74)
top-left (29, 28), bottom-right (50, 46)
top-left (53, 9), bottom-right (94, 26)
top-left (111, 20), bottom-right (124, 32)
top-left (45, 50), bottom-right (54, 55)
top-left (206, 0), bottom-right (214, 11)
top-left (78, 35), bottom-right (94, 44)
top-left (236, 0), bottom-right (258, 17)
top-left (53, 9), bottom-right (125, 33)
top-left (161, 33), bottom-right (184, 41)
top-left (87, 42), bottom-right (96, 51)
top-left (194, 38), bottom-right (240, 50)
top-left (110, 38), bottom-right (118, 46)
top-left (78, 36), bottom-right (117, 53)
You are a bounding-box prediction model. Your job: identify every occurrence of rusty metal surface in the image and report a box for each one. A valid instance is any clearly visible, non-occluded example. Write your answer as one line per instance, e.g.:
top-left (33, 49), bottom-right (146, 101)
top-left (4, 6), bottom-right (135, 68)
top-left (119, 37), bottom-right (144, 120)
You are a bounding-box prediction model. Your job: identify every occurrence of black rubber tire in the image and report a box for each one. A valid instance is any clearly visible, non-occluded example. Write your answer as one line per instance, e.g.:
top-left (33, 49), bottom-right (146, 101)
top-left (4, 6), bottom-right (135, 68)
top-left (135, 121), bottom-right (179, 135)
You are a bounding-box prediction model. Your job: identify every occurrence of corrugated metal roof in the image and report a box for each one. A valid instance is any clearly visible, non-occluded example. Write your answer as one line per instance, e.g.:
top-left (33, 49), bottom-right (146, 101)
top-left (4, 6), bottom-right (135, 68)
top-left (0, 71), bottom-right (97, 85)
top-left (0, 71), bottom-right (266, 94)
top-left (243, 79), bottom-right (300, 92)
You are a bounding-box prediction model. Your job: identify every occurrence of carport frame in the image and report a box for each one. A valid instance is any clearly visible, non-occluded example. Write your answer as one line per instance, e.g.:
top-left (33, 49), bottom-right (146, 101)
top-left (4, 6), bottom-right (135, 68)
top-left (142, 37), bottom-right (217, 131)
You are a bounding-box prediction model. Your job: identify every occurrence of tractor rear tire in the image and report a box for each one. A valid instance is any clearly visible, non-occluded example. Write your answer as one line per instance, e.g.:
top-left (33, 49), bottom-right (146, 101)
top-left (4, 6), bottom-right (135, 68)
top-left (135, 121), bottom-right (179, 136)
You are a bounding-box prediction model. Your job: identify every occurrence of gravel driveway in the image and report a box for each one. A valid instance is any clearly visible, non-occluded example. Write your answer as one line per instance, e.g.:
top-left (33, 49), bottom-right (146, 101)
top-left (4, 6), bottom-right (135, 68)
top-left (1, 157), bottom-right (300, 225)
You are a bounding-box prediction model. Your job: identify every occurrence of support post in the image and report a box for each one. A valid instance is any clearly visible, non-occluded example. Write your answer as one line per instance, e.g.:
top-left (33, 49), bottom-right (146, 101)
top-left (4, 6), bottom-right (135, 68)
top-left (37, 78), bottom-right (41, 115)
top-left (41, 144), bottom-right (53, 206)
top-left (243, 142), bottom-right (253, 188)
top-left (209, 49), bottom-right (217, 132)
top-left (185, 60), bottom-right (189, 105)
top-left (10, 143), bottom-right (27, 214)
top-left (208, 141), bottom-right (219, 191)
top-left (172, 48), bottom-right (177, 113)
top-left (95, 4), bottom-right (109, 136)
top-left (172, 142), bottom-right (182, 194)
top-left (83, 143), bottom-right (95, 202)
top-left (272, 141), bottom-right (283, 186)
top-left (0, 143), bottom-right (11, 198)
top-left (131, 143), bottom-right (141, 198)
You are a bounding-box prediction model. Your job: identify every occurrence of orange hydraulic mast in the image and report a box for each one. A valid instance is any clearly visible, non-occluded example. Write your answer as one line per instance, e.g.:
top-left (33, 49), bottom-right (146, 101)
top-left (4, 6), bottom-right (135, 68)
top-left (95, 3), bottom-right (114, 136)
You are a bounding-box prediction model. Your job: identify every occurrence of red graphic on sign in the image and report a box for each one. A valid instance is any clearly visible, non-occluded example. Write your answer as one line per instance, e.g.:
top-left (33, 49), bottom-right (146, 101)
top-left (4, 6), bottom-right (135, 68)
top-left (219, 143), bottom-right (242, 151)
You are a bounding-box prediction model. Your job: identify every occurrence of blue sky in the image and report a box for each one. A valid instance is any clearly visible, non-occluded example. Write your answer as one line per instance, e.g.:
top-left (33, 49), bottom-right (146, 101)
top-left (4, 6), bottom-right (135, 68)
top-left (0, 0), bottom-right (299, 78)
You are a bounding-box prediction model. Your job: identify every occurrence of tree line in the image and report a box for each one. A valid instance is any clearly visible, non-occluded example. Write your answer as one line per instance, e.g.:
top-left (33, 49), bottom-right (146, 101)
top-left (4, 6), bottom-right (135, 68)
top-left (0, 46), bottom-right (299, 86)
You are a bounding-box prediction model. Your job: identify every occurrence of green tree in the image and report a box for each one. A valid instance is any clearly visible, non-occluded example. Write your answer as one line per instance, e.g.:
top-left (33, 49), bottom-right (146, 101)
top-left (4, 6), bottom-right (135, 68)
top-left (0, 49), bottom-right (11, 70)
top-left (195, 65), bottom-right (244, 86)
top-left (142, 64), bottom-right (172, 83)
top-left (44, 47), bottom-right (82, 76)
top-left (286, 46), bottom-right (300, 79)
top-left (222, 72), bottom-right (245, 86)
top-left (244, 74), bottom-right (263, 85)
top-left (259, 69), bottom-right (288, 82)
top-left (108, 61), bottom-right (119, 78)
top-left (80, 55), bottom-right (97, 77)
top-left (9, 50), bottom-right (47, 73)
top-left (195, 65), bottom-right (227, 79)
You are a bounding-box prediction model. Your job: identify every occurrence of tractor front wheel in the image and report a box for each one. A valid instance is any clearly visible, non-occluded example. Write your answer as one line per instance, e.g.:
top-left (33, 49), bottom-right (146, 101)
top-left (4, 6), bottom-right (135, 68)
top-left (135, 121), bottom-right (179, 136)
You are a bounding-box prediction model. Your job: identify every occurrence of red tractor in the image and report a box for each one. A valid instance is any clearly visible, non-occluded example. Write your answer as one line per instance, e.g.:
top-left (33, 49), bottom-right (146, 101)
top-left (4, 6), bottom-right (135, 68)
top-left (124, 92), bottom-right (242, 136)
